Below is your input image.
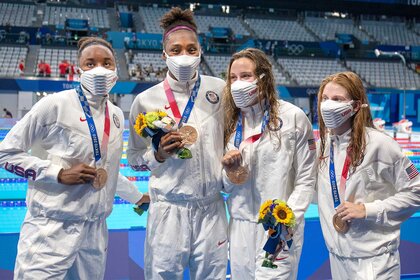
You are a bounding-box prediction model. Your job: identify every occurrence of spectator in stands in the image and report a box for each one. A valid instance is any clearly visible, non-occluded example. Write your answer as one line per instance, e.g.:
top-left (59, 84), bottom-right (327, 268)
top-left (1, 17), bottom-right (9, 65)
top-left (44, 62), bottom-right (51, 77)
top-left (68, 61), bottom-right (76, 81)
top-left (18, 59), bottom-right (25, 76)
top-left (2, 108), bottom-right (12, 118)
top-left (45, 33), bottom-right (52, 45)
top-left (127, 49), bottom-right (133, 63)
top-left (130, 32), bottom-right (138, 48)
top-left (127, 7), bottom-right (228, 279)
top-left (221, 48), bottom-right (316, 279)
top-left (58, 60), bottom-right (69, 78)
top-left (0, 36), bottom-right (149, 280)
top-left (316, 71), bottom-right (420, 279)
top-left (37, 60), bottom-right (46, 77)
top-left (5, 22), bottom-right (11, 33)
top-left (36, 29), bottom-right (42, 44)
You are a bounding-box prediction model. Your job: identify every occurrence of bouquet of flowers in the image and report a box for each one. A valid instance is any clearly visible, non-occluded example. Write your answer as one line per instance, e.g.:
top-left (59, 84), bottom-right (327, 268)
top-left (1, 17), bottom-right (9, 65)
top-left (258, 199), bottom-right (295, 269)
top-left (134, 111), bottom-right (192, 159)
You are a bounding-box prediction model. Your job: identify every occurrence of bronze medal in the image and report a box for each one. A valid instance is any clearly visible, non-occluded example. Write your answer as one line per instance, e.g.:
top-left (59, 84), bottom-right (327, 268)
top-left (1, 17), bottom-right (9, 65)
top-left (179, 125), bottom-right (198, 145)
top-left (333, 213), bottom-right (349, 234)
top-left (92, 168), bottom-right (108, 190)
top-left (226, 166), bottom-right (249, 185)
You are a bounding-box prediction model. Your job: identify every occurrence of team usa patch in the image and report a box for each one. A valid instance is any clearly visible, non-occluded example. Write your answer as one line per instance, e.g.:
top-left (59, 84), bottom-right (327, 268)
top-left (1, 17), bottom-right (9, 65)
top-left (113, 113), bottom-right (120, 128)
top-left (5, 162), bottom-right (36, 180)
top-left (268, 117), bottom-right (283, 131)
top-left (205, 91), bottom-right (220, 104)
top-left (405, 163), bottom-right (419, 180)
top-left (308, 139), bottom-right (316, 150)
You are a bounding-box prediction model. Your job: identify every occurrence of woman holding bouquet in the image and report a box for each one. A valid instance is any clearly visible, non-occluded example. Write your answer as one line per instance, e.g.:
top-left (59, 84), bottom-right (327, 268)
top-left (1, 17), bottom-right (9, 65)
top-left (316, 71), bottom-right (420, 279)
top-left (127, 7), bottom-right (228, 279)
top-left (221, 48), bottom-right (316, 279)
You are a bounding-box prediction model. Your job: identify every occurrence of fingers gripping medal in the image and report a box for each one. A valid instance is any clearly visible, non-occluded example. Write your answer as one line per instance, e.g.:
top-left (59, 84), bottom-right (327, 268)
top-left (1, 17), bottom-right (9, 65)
top-left (76, 85), bottom-right (109, 191)
top-left (92, 168), bottom-right (108, 190)
top-left (226, 165), bottom-right (249, 185)
top-left (179, 125), bottom-right (198, 145)
top-left (333, 213), bottom-right (349, 234)
top-left (163, 75), bottom-right (201, 147)
top-left (228, 108), bottom-right (269, 185)
top-left (329, 141), bottom-right (352, 233)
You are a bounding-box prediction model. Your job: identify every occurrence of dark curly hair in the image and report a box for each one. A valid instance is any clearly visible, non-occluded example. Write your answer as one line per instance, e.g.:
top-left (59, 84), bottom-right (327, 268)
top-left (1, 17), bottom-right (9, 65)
top-left (160, 7), bottom-right (197, 46)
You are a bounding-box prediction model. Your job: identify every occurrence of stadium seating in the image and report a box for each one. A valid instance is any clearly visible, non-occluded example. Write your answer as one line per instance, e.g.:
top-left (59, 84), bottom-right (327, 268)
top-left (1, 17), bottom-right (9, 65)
top-left (277, 57), bottom-right (348, 86)
top-left (42, 6), bottom-right (110, 29)
top-left (204, 54), bottom-right (231, 79)
top-left (245, 18), bottom-right (314, 41)
top-left (138, 6), bottom-right (167, 34)
top-left (0, 46), bottom-right (27, 77)
top-left (346, 60), bottom-right (420, 88)
top-left (195, 15), bottom-right (249, 36)
top-left (361, 20), bottom-right (420, 46)
top-left (305, 17), bottom-right (370, 42)
top-left (128, 51), bottom-right (167, 81)
top-left (0, 3), bottom-right (35, 27)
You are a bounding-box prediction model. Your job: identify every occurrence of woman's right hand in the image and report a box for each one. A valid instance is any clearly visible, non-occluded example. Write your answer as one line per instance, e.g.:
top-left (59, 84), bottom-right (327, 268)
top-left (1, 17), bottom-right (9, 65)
top-left (222, 150), bottom-right (242, 171)
top-left (57, 163), bottom-right (97, 185)
top-left (155, 131), bottom-right (185, 162)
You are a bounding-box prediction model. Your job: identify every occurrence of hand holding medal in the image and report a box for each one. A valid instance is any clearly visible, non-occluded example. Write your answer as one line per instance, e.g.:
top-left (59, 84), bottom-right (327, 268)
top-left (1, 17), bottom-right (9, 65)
top-left (134, 111), bottom-right (194, 160)
top-left (333, 201), bottom-right (366, 233)
top-left (222, 150), bottom-right (249, 185)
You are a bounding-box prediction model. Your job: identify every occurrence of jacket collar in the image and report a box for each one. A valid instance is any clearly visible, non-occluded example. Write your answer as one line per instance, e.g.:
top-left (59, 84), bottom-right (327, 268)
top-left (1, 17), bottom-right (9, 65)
top-left (165, 71), bottom-right (199, 94)
top-left (330, 128), bottom-right (351, 146)
top-left (80, 85), bottom-right (108, 110)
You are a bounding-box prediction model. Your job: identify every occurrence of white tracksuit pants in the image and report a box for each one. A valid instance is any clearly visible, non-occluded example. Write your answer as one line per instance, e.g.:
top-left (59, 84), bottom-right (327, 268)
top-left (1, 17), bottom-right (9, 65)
top-left (329, 251), bottom-right (400, 280)
top-left (14, 212), bottom-right (108, 280)
top-left (229, 218), bottom-right (303, 280)
top-left (144, 196), bottom-right (228, 280)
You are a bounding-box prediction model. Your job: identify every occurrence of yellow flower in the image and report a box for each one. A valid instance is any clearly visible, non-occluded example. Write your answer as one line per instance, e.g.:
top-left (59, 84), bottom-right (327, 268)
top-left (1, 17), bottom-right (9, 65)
top-left (272, 201), bottom-right (295, 227)
top-left (258, 200), bottom-right (273, 221)
top-left (134, 113), bottom-right (147, 136)
top-left (157, 110), bottom-right (167, 118)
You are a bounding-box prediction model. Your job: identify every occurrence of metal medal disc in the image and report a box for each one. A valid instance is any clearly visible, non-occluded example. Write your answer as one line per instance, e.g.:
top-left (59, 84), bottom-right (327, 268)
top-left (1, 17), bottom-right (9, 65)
top-left (179, 125), bottom-right (198, 145)
top-left (333, 213), bottom-right (349, 234)
top-left (226, 166), bottom-right (250, 185)
top-left (92, 168), bottom-right (108, 190)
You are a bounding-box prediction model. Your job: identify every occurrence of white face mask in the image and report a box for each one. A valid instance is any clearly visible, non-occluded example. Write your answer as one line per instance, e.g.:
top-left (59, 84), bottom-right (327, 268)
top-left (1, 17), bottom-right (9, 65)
top-left (231, 80), bottom-right (258, 108)
top-left (164, 52), bottom-right (201, 82)
top-left (79, 66), bottom-right (118, 96)
top-left (320, 99), bottom-right (355, 129)
top-left (230, 74), bottom-right (264, 109)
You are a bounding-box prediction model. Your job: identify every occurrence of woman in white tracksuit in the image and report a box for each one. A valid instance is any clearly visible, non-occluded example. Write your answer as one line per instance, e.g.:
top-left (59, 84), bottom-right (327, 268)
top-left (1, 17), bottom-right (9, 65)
top-left (316, 71), bottom-right (420, 279)
top-left (221, 48), bottom-right (316, 279)
top-left (0, 37), bottom-right (148, 280)
top-left (127, 8), bottom-right (228, 279)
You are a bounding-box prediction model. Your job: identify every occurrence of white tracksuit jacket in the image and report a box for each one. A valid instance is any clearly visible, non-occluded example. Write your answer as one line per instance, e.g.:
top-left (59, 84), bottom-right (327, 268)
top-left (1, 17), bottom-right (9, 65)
top-left (317, 128), bottom-right (420, 279)
top-left (0, 88), bottom-right (143, 279)
top-left (223, 100), bottom-right (316, 280)
top-left (127, 73), bottom-right (228, 280)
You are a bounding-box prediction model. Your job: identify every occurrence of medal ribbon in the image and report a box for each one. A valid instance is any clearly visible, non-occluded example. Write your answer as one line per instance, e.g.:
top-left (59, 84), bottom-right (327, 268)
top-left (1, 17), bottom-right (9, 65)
top-left (163, 75), bottom-right (201, 128)
top-left (234, 105), bottom-right (270, 150)
top-left (329, 140), bottom-right (351, 208)
top-left (76, 85), bottom-right (110, 167)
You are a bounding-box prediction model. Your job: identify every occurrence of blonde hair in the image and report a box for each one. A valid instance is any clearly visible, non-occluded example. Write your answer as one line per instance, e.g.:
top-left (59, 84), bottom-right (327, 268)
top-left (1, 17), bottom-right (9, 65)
top-left (317, 71), bottom-right (373, 170)
top-left (223, 48), bottom-right (280, 147)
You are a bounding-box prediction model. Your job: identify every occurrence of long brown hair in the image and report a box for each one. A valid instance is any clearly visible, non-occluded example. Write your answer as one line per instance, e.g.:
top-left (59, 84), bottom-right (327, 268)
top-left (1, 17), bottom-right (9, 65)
top-left (317, 72), bottom-right (373, 170)
top-left (223, 48), bottom-right (280, 147)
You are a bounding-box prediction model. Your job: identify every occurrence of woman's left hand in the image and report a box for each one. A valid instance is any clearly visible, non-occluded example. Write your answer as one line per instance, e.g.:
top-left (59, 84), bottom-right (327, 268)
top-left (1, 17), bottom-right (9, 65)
top-left (336, 201), bottom-right (366, 221)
